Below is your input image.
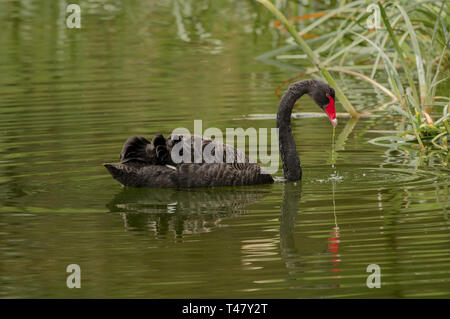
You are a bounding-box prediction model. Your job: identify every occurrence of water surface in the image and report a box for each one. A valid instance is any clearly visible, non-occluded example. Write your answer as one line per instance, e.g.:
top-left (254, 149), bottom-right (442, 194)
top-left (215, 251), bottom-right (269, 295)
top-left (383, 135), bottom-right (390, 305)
top-left (0, 0), bottom-right (449, 298)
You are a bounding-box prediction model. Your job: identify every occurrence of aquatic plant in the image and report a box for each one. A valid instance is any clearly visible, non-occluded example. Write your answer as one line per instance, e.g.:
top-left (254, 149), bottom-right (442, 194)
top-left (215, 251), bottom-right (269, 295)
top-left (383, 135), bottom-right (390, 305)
top-left (256, 0), bottom-right (359, 117)
top-left (366, 1), bottom-right (449, 151)
top-left (256, 0), bottom-right (449, 153)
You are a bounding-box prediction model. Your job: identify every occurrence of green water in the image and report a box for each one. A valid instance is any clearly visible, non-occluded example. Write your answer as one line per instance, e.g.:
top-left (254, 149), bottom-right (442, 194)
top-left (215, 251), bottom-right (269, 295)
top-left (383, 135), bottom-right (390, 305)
top-left (0, 0), bottom-right (449, 298)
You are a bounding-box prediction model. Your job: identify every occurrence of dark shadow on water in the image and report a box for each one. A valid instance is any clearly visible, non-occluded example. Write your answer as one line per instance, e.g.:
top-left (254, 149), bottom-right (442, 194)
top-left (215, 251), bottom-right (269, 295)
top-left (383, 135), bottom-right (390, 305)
top-left (279, 182), bottom-right (303, 269)
top-left (107, 186), bottom-right (269, 237)
top-left (107, 182), bottom-right (343, 290)
top-left (279, 182), bottom-right (342, 289)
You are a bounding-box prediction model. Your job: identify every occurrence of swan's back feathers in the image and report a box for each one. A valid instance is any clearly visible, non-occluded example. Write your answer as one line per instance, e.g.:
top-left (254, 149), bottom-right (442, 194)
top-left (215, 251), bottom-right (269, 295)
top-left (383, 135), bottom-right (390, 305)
top-left (120, 134), bottom-right (249, 165)
top-left (167, 134), bottom-right (249, 164)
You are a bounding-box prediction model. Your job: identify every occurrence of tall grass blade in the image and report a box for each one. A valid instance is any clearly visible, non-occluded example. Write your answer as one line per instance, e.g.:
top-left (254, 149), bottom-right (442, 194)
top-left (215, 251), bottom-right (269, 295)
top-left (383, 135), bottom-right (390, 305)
top-left (350, 31), bottom-right (404, 100)
top-left (378, 1), bottom-right (419, 105)
top-left (396, 4), bottom-right (427, 108)
top-left (256, 0), bottom-right (359, 117)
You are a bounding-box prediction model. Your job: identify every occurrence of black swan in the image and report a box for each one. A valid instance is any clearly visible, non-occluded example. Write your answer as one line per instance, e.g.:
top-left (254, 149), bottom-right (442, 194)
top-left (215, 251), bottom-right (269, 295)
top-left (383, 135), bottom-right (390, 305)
top-left (104, 79), bottom-right (336, 188)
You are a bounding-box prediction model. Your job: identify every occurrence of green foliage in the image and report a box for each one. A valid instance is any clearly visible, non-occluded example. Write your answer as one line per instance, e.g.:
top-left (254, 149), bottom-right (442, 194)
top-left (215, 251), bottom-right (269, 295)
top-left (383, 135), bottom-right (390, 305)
top-left (373, 1), bottom-right (449, 151)
top-left (256, 0), bottom-right (359, 117)
top-left (256, 0), bottom-right (449, 154)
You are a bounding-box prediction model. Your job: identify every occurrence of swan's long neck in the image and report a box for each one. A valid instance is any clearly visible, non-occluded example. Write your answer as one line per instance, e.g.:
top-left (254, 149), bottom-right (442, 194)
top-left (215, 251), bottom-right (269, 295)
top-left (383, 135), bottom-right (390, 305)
top-left (277, 82), bottom-right (309, 181)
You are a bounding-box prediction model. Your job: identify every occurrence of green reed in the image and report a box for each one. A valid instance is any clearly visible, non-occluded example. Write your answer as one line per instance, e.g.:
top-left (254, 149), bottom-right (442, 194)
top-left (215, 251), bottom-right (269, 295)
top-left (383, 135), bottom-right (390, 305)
top-left (369, 1), bottom-right (449, 151)
top-left (256, 0), bottom-right (359, 117)
top-left (256, 0), bottom-right (449, 153)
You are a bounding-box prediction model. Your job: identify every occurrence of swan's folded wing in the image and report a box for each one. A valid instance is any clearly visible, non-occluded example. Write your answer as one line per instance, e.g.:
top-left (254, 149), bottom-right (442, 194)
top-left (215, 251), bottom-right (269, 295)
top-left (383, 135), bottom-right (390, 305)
top-left (177, 163), bottom-right (273, 188)
top-left (168, 134), bottom-right (250, 164)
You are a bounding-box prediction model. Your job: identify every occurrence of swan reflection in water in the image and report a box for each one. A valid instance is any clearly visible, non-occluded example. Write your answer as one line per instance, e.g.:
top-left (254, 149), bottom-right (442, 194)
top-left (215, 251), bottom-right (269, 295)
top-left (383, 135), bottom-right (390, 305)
top-left (107, 187), bottom-right (268, 236)
top-left (108, 182), bottom-right (340, 287)
top-left (280, 182), bottom-right (341, 289)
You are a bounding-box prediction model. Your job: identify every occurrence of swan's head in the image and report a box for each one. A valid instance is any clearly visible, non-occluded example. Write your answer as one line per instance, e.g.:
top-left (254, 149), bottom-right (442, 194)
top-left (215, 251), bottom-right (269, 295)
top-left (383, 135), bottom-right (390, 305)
top-left (310, 81), bottom-right (337, 127)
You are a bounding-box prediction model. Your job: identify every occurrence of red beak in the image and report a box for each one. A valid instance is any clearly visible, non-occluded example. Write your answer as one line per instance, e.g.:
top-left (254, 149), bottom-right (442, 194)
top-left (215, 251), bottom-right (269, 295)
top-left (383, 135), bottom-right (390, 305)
top-left (325, 96), bottom-right (337, 126)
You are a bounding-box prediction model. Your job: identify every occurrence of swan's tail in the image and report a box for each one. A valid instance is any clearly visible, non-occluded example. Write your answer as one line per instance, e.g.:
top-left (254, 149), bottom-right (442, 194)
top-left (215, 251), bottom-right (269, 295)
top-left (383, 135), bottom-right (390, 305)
top-left (104, 163), bottom-right (121, 178)
top-left (104, 162), bottom-right (178, 188)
